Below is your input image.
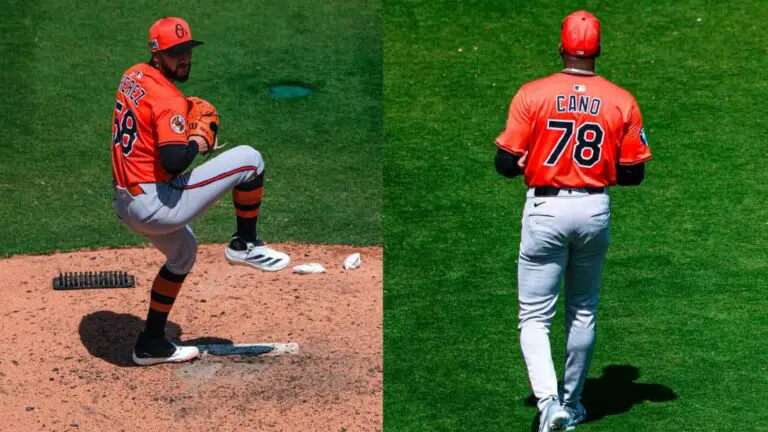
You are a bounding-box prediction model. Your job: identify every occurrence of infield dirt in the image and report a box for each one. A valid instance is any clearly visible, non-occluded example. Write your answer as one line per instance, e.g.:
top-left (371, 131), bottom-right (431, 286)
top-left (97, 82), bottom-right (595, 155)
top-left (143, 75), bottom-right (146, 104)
top-left (0, 244), bottom-right (382, 432)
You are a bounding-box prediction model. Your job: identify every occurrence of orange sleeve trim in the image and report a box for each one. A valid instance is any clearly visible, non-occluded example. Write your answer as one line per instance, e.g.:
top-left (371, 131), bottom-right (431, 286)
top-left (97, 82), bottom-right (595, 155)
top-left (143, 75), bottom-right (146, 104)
top-left (619, 154), bottom-right (652, 166)
top-left (157, 141), bottom-right (188, 147)
top-left (494, 140), bottom-right (525, 156)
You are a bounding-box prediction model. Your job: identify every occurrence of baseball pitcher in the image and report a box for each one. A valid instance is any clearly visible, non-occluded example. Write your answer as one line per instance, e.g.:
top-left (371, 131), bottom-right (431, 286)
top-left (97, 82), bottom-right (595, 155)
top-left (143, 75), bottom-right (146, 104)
top-left (494, 11), bottom-right (651, 431)
top-left (111, 17), bottom-right (290, 366)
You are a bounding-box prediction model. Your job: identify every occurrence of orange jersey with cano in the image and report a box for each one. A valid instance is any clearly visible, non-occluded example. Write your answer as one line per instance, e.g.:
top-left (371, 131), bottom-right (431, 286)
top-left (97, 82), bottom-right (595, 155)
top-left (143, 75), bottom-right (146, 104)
top-left (111, 63), bottom-right (189, 186)
top-left (495, 72), bottom-right (651, 188)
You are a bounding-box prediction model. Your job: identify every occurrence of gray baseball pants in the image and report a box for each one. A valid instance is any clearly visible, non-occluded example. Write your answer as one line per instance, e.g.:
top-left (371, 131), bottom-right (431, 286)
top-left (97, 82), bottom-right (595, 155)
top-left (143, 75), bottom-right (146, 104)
top-left (113, 145), bottom-right (265, 274)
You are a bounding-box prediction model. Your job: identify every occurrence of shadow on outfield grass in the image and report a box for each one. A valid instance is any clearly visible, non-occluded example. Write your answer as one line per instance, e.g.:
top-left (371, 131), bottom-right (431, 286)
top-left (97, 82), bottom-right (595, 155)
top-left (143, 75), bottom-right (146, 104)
top-left (526, 365), bottom-right (677, 430)
top-left (79, 311), bottom-right (231, 367)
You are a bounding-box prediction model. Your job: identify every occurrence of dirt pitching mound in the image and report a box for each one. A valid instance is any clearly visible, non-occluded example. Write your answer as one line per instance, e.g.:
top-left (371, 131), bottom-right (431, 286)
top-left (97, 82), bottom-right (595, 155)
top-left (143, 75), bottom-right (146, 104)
top-left (0, 244), bottom-right (382, 432)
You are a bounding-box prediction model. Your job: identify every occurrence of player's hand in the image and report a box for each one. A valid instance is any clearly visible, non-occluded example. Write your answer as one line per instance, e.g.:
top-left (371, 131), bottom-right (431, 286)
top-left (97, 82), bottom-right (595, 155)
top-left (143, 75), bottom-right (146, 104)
top-left (518, 151), bottom-right (529, 170)
top-left (186, 96), bottom-right (220, 155)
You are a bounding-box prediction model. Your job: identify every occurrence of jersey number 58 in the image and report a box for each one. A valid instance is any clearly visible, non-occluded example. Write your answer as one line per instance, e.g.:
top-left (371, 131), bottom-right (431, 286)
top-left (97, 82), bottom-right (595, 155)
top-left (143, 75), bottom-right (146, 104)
top-left (112, 100), bottom-right (138, 156)
top-left (544, 120), bottom-right (604, 168)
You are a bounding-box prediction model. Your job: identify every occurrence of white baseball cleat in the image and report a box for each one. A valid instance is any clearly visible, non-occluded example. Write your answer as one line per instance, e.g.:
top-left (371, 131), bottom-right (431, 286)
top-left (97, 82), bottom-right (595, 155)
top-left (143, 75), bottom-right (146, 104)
top-left (225, 236), bottom-right (290, 272)
top-left (132, 333), bottom-right (200, 366)
top-left (564, 402), bottom-right (586, 431)
top-left (539, 396), bottom-right (569, 432)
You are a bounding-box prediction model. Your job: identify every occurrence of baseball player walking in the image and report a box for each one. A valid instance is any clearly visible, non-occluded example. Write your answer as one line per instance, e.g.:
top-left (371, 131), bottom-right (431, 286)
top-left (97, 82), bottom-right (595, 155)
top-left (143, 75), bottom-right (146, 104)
top-left (111, 17), bottom-right (290, 366)
top-left (494, 11), bottom-right (651, 431)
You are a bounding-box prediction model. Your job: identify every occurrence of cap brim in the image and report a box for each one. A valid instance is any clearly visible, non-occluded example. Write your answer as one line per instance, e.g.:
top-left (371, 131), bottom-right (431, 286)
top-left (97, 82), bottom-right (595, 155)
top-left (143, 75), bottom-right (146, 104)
top-left (164, 40), bottom-right (204, 54)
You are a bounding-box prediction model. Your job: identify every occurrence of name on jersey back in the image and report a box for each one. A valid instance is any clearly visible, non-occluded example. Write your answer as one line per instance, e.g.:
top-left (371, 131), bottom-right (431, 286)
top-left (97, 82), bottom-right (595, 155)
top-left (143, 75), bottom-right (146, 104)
top-left (555, 94), bottom-right (602, 116)
top-left (118, 73), bottom-right (147, 107)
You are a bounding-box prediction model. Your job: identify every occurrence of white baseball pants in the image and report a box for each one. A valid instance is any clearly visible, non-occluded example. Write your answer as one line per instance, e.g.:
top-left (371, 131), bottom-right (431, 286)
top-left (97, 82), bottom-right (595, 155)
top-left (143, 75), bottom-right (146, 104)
top-left (517, 188), bottom-right (610, 409)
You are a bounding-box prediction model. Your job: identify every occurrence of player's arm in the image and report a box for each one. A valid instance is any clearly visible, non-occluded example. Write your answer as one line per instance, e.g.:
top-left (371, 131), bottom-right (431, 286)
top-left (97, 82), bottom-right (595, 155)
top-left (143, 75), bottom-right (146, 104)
top-left (616, 162), bottom-right (644, 185)
top-left (495, 148), bottom-right (523, 178)
top-left (616, 97), bottom-right (652, 186)
top-left (493, 86), bottom-right (532, 178)
top-left (155, 97), bottom-right (202, 176)
top-left (160, 141), bottom-right (199, 175)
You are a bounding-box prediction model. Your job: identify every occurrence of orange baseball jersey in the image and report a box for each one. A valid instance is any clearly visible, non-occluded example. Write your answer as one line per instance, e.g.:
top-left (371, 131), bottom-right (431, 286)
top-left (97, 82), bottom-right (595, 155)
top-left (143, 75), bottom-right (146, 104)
top-left (495, 72), bottom-right (651, 188)
top-left (111, 63), bottom-right (189, 187)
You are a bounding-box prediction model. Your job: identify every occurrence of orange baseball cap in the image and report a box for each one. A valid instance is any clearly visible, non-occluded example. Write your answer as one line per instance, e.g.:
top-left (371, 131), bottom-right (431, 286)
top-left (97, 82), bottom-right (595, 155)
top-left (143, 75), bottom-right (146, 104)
top-left (148, 17), bottom-right (204, 53)
top-left (561, 10), bottom-right (600, 57)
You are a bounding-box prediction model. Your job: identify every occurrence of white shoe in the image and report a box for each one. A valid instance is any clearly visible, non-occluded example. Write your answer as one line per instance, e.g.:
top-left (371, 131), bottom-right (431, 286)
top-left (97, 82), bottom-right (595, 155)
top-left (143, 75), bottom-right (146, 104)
top-left (564, 402), bottom-right (586, 431)
top-left (132, 333), bottom-right (200, 366)
top-left (539, 396), bottom-right (569, 432)
top-left (225, 236), bottom-right (290, 272)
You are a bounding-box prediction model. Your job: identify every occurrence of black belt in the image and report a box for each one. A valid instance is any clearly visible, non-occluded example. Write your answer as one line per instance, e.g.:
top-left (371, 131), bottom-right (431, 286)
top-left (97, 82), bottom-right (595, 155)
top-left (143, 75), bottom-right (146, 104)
top-left (533, 187), bottom-right (605, 197)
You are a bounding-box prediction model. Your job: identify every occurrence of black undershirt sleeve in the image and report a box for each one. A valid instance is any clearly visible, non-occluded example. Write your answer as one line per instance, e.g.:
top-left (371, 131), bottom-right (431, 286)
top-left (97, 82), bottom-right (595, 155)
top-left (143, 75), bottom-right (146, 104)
top-left (159, 141), bottom-right (199, 176)
top-left (494, 146), bottom-right (644, 185)
top-left (494, 148), bottom-right (523, 178)
top-left (616, 162), bottom-right (645, 186)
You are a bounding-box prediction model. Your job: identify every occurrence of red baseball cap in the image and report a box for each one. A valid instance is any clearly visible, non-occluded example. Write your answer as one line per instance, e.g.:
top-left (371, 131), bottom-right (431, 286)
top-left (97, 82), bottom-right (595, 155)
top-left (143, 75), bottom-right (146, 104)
top-left (561, 10), bottom-right (600, 57)
top-left (148, 17), bottom-right (204, 53)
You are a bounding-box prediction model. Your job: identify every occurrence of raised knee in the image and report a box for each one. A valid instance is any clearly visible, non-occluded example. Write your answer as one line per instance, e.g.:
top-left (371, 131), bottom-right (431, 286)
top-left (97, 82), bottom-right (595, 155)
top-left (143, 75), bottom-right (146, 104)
top-left (234, 145), bottom-right (264, 172)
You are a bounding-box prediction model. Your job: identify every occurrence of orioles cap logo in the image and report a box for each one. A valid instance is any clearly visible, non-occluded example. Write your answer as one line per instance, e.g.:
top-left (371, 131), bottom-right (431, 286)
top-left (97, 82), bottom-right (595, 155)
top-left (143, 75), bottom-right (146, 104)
top-left (175, 24), bottom-right (186, 38)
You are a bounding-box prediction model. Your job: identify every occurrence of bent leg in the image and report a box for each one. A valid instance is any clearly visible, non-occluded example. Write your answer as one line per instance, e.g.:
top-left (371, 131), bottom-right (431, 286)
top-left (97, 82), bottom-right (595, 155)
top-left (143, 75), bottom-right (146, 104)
top-left (231, 164), bottom-right (265, 242)
top-left (132, 227), bottom-right (201, 366)
top-left (148, 145), bottom-right (266, 230)
top-left (142, 225), bottom-right (198, 337)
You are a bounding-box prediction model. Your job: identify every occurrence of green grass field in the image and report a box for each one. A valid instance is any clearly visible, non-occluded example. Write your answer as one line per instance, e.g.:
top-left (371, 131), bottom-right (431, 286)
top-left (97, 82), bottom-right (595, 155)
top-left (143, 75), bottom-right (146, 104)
top-left (384, 1), bottom-right (768, 430)
top-left (0, 0), bottom-right (381, 256)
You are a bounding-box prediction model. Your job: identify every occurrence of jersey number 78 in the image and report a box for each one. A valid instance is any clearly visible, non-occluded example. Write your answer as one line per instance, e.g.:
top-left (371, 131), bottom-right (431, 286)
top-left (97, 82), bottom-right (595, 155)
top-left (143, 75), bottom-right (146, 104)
top-left (544, 120), bottom-right (604, 168)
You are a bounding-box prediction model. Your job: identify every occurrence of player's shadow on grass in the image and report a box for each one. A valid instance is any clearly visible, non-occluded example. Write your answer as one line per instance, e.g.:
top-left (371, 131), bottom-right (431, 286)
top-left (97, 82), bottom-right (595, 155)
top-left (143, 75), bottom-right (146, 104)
top-left (79, 310), bottom-right (231, 367)
top-left (526, 365), bottom-right (676, 431)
